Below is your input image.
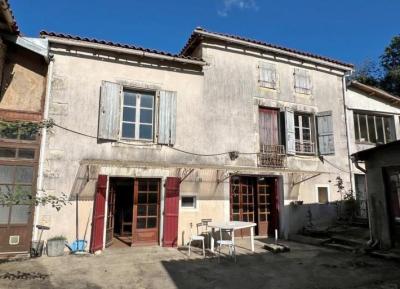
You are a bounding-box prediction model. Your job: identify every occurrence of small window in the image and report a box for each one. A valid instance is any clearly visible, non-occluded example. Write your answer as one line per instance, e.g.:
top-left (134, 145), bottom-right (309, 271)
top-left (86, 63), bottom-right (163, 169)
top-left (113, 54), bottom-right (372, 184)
top-left (317, 186), bottom-right (329, 203)
top-left (353, 112), bottom-right (396, 144)
top-left (121, 90), bottom-right (154, 141)
top-left (258, 62), bottom-right (277, 89)
top-left (294, 68), bottom-right (312, 94)
top-left (181, 196), bottom-right (196, 209)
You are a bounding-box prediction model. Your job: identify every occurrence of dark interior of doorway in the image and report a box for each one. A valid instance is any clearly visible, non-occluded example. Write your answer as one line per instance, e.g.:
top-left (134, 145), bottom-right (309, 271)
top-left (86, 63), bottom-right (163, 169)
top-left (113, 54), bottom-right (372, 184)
top-left (109, 177), bottom-right (134, 247)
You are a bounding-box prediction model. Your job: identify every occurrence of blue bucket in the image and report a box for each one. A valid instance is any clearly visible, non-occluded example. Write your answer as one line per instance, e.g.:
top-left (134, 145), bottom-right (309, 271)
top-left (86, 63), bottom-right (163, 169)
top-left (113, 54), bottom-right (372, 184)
top-left (70, 240), bottom-right (87, 252)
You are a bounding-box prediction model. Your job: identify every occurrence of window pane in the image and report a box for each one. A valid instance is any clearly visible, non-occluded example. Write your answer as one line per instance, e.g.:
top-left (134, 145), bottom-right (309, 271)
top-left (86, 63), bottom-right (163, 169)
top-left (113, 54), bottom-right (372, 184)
top-left (367, 115), bottom-right (376, 143)
top-left (302, 129), bottom-right (311, 141)
top-left (354, 114), bottom-right (360, 141)
top-left (18, 149), bottom-right (35, 159)
top-left (147, 217), bottom-right (157, 228)
top-left (140, 109), bottom-right (153, 124)
top-left (376, 117), bottom-right (384, 144)
top-left (122, 123), bottom-right (135, 138)
top-left (20, 131), bottom-right (36, 141)
top-left (0, 184), bottom-right (13, 195)
top-left (181, 196), bottom-right (195, 208)
top-left (138, 193), bottom-right (147, 204)
top-left (295, 128), bottom-right (300, 140)
top-left (318, 187), bottom-right (329, 203)
top-left (294, 115), bottom-right (299, 126)
top-left (137, 205), bottom-right (146, 216)
top-left (148, 204), bottom-right (157, 216)
top-left (148, 193), bottom-right (157, 203)
top-left (384, 116), bottom-right (396, 142)
top-left (15, 166), bottom-right (33, 184)
top-left (123, 107), bottom-right (136, 122)
top-left (0, 165), bottom-right (14, 183)
top-left (359, 115), bottom-right (368, 142)
top-left (0, 147), bottom-right (16, 158)
top-left (302, 116), bottom-right (310, 128)
top-left (139, 124), bottom-right (152, 140)
top-left (0, 205), bottom-right (10, 224)
top-left (10, 205), bottom-right (30, 224)
top-left (0, 130), bottom-right (18, 140)
top-left (140, 94), bottom-right (153, 108)
top-left (123, 91), bottom-right (136, 106)
top-left (136, 218), bottom-right (146, 229)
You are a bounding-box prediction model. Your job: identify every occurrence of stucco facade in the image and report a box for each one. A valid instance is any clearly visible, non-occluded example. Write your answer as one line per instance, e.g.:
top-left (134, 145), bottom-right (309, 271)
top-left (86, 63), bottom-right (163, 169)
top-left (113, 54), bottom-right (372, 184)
top-left (36, 29), bottom-right (354, 250)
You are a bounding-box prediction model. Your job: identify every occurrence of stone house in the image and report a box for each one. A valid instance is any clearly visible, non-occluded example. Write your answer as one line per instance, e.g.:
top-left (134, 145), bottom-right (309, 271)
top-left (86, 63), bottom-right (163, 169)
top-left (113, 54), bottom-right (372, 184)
top-left (34, 27), bottom-right (356, 252)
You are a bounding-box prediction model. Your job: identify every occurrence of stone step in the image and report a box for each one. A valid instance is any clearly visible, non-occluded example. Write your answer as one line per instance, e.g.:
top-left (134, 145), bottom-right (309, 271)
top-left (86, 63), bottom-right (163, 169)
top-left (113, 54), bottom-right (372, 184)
top-left (289, 234), bottom-right (331, 246)
top-left (324, 243), bottom-right (356, 252)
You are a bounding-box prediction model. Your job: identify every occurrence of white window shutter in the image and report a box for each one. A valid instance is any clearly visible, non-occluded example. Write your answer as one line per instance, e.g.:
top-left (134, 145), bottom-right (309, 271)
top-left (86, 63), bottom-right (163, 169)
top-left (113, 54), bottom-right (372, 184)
top-left (294, 68), bottom-right (311, 94)
top-left (285, 108), bottom-right (296, 155)
top-left (98, 81), bottom-right (122, 141)
top-left (259, 62), bottom-right (277, 89)
top-left (317, 111), bottom-right (335, 155)
top-left (158, 90), bottom-right (177, 145)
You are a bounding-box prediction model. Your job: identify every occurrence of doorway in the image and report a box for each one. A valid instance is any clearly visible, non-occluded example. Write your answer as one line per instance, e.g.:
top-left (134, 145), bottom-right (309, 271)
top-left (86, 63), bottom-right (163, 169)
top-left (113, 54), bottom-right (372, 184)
top-left (106, 177), bottom-right (161, 247)
top-left (230, 176), bottom-right (279, 237)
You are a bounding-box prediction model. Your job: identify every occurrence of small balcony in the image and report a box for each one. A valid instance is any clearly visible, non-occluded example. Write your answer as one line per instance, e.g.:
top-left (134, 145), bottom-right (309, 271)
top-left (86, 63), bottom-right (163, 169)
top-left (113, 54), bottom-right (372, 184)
top-left (295, 140), bottom-right (316, 155)
top-left (258, 144), bottom-right (286, 168)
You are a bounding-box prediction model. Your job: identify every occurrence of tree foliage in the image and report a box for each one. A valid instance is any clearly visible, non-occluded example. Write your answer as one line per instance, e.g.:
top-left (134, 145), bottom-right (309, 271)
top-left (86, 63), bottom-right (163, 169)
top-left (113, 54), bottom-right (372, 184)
top-left (355, 35), bottom-right (400, 97)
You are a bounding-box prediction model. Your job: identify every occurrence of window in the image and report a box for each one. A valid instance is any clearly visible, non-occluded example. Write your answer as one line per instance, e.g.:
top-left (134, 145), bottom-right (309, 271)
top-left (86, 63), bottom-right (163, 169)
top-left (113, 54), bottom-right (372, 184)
top-left (294, 113), bottom-right (315, 154)
top-left (181, 196), bottom-right (197, 209)
top-left (121, 90), bottom-right (154, 141)
top-left (258, 62), bottom-right (277, 89)
top-left (353, 112), bottom-right (396, 144)
top-left (0, 165), bottom-right (33, 225)
top-left (316, 186), bottom-right (329, 203)
top-left (294, 68), bottom-right (312, 94)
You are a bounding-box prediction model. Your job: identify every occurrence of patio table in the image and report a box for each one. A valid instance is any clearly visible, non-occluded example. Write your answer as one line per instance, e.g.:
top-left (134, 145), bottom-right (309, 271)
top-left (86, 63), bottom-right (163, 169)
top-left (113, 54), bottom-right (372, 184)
top-left (208, 221), bottom-right (257, 253)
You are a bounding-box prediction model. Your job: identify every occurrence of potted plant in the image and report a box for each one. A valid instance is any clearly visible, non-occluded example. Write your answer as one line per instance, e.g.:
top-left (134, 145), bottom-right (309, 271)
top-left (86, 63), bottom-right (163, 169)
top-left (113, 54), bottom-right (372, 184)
top-left (47, 236), bottom-right (67, 257)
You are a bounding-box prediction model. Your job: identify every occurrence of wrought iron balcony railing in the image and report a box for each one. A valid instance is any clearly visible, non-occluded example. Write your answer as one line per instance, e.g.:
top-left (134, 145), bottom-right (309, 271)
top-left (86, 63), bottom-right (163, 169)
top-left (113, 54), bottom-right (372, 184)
top-left (295, 140), bottom-right (316, 155)
top-left (258, 144), bottom-right (286, 168)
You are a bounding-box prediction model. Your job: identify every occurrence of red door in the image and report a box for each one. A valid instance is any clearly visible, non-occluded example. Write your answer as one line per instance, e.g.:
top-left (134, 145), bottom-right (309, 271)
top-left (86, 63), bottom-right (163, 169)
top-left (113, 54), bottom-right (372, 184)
top-left (162, 177), bottom-right (180, 247)
top-left (90, 175), bottom-right (107, 253)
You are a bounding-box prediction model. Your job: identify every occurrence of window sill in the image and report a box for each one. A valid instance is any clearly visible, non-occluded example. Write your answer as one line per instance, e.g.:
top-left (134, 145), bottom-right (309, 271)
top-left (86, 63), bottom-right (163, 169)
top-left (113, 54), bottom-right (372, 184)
top-left (112, 141), bottom-right (161, 149)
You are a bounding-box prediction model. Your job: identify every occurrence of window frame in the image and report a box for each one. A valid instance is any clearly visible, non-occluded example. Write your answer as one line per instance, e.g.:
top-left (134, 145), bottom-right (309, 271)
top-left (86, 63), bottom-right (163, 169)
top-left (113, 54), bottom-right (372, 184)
top-left (353, 111), bottom-right (396, 145)
top-left (120, 89), bottom-right (156, 142)
top-left (294, 112), bottom-right (316, 155)
top-left (315, 185), bottom-right (330, 204)
top-left (180, 194), bottom-right (198, 210)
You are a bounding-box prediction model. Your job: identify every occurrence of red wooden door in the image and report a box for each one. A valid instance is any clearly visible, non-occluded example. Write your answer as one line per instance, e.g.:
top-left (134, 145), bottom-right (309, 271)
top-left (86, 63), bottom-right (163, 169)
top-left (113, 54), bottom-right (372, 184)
top-left (162, 177), bottom-right (180, 247)
top-left (90, 175), bottom-right (107, 253)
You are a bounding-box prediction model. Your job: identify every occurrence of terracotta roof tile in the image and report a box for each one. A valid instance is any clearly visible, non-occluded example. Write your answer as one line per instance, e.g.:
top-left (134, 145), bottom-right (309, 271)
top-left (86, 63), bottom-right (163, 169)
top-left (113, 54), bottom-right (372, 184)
top-left (40, 31), bottom-right (203, 62)
top-left (1, 0), bottom-right (19, 34)
top-left (181, 27), bottom-right (353, 69)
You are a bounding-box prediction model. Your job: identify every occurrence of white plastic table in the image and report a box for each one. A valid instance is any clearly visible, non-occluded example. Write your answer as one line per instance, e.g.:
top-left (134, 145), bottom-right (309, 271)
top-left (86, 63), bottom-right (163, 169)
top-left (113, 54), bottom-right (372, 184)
top-left (208, 221), bottom-right (257, 253)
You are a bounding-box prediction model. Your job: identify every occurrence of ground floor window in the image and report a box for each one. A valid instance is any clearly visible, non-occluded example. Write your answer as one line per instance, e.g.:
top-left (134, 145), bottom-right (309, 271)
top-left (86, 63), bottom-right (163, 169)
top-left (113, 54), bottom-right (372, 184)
top-left (181, 195), bottom-right (197, 209)
top-left (316, 185), bottom-right (329, 203)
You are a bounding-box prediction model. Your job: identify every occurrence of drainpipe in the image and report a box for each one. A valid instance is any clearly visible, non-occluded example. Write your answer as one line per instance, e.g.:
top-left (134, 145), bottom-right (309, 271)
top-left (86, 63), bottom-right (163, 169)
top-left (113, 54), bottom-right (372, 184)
top-left (342, 73), bottom-right (354, 192)
top-left (33, 54), bottom-right (54, 240)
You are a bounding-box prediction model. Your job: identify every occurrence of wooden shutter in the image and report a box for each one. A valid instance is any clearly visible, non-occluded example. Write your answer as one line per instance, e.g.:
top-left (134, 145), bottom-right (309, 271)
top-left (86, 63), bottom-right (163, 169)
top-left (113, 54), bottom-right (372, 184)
top-left (90, 175), bottom-right (107, 253)
top-left (259, 62), bottom-right (276, 89)
top-left (162, 177), bottom-right (180, 247)
top-left (98, 81), bottom-right (122, 141)
top-left (317, 111), bottom-right (335, 155)
top-left (285, 109), bottom-right (296, 155)
top-left (294, 68), bottom-right (311, 94)
top-left (158, 90), bottom-right (177, 145)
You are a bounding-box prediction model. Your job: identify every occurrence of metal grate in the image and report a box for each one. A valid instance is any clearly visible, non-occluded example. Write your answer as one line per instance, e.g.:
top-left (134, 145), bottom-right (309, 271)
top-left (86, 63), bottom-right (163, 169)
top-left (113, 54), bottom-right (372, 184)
top-left (258, 145), bottom-right (286, 168)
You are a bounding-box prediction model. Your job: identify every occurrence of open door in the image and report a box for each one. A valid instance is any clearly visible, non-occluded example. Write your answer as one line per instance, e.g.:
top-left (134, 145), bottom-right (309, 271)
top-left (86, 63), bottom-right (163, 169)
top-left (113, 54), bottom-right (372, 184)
top-left (162, 177), bottom-right (180, 247)
top-left (256, 179), bottom-right (269, 236)
top-left (90, 175), bottom-right (107, 253)
top-left (105, 184), bottom-right (116, 247)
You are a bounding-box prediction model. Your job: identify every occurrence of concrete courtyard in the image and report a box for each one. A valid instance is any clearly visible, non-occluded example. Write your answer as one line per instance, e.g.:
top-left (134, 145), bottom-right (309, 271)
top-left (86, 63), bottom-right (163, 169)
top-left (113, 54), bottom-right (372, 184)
top-left (0, 239), bottom-right (399, 289)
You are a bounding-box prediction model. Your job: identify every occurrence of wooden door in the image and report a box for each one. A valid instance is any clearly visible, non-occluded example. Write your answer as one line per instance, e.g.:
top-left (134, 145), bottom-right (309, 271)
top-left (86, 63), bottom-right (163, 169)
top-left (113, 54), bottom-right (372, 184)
top-left (230, 176), bottom-right (255, 237)
top-left (386, 168), bottom-right (400, 247)
top-left (105, 184), bottom-right (116, 247)
top-left (162, 177), bottom-right (180, 247)
top-left (90, 175), bottom-right (107, 253)
top-left (132, 179), bottom-right (160, 245)
top-left (257, 179), bottom-right (270, 236)
top-left (259, 107), bottom-right (279, 146)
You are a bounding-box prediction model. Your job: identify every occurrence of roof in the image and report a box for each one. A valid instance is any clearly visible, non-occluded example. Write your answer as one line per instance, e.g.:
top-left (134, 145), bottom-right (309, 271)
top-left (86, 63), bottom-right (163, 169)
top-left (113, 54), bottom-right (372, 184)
top-left (348, 80), bottom-right (400, 105)
top-left (0, 0), bottom-right (19, 34)
top-left (40, 31), bottom-right (204, 64)
top-left (181, 27), bottom-right (354, 70)
top-left (352, 140), bottom-right (400, 161)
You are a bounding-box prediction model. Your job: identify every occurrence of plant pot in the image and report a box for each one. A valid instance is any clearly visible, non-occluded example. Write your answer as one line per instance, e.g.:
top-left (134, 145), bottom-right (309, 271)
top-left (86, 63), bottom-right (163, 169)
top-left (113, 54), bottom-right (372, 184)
top-left (47, 239), bottom-right (65, 257)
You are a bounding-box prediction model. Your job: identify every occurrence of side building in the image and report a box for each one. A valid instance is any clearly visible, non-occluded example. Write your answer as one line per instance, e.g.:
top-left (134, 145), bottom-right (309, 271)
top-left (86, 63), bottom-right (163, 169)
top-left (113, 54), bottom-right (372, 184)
top-left (37, 28), bottom-right (353, 252)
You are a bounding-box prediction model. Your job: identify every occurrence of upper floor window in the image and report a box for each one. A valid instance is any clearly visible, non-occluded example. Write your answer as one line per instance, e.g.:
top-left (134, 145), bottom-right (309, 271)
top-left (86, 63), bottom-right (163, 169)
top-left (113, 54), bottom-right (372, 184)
top-left (121, 90), bottom-right (154, 141)
top-left (295, 112), bottom-right (315, 154)
top-left (294, 68), bottom-right (312, 94)
top-left (258, 62), bottom-right (277, 89)
top-left (353, 112), bottom-right (396, 144)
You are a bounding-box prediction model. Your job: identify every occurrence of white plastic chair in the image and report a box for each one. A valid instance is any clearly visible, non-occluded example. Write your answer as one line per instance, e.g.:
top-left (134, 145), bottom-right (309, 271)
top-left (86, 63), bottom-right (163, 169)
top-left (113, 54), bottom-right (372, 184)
top-left (217, 228), bottom-right (236, 263)
top-left (188, 222), bottom-right (205, 257)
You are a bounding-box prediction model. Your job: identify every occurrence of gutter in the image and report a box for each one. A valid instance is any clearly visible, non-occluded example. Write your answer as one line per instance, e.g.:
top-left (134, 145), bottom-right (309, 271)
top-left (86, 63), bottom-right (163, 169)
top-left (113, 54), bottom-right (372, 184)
top-left (193, 29), bottom-right (353, 72)
top-left (33, 54), bottom-right (54, 240)
top-left (45, 36), bottom-right (206, 66)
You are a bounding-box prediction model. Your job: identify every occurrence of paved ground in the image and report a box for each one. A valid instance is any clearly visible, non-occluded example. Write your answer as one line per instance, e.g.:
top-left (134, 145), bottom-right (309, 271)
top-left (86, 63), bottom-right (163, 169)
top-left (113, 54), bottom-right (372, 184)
top-left (0, 238), bottom-right (399, 289)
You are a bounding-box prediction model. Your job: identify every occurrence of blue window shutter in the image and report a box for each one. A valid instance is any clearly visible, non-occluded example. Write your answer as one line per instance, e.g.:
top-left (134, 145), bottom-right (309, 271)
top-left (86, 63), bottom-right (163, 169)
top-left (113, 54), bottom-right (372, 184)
top-left (158, 90), bottom-right (177, 145)
top-left (285, 109), bottom-right (296, 155)
top-left (317, 111), bottom-right (335, 155)
top-left (98, 81), bottom-right (122, 141)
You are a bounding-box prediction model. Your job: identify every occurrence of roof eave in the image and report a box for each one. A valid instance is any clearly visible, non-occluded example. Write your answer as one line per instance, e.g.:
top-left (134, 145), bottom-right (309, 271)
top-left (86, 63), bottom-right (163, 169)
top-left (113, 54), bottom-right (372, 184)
top-left (349, 81), bottom-right (400, 106)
